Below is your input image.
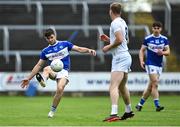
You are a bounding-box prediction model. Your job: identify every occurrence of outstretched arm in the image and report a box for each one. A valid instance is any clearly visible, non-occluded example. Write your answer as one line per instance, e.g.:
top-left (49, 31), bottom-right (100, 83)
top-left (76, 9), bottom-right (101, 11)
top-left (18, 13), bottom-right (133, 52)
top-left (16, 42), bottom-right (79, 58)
top-left (21, 59), bottom-right (46, 88)
top-left (72, 45), bottom-right (96, 56)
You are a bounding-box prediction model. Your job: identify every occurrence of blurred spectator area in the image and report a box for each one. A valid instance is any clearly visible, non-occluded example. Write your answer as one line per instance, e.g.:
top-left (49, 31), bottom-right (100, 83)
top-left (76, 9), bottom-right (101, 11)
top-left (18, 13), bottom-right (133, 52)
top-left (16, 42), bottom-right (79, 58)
top-left (0, 0), bottom-right (179, 72)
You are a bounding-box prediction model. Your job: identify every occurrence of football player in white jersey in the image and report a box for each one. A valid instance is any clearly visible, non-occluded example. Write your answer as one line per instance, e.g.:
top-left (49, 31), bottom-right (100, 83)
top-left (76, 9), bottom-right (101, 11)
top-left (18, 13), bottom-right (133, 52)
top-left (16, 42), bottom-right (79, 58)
top-left (100, 2), bottom-right (134, 122)
top-left (21, 28), bottom-right (96, 118)
top-left (136, 21), bottom-right (170, 112)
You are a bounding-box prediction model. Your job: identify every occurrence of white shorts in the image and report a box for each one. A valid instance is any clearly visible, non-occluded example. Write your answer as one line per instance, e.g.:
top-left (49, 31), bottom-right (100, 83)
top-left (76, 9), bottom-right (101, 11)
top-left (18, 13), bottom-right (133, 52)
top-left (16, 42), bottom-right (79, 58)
top-left (145, 65), bottom-right (162, 75)
top-left (111, 53), bottom-right (132, 73)
top-left (56, 69), bottom-right (69, 80)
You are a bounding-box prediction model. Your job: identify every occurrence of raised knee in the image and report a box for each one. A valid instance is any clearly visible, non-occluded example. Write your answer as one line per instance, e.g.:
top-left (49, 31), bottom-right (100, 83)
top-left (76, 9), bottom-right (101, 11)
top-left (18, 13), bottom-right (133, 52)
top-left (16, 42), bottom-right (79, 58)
top-left (43, 66), bottom-right (51, 73)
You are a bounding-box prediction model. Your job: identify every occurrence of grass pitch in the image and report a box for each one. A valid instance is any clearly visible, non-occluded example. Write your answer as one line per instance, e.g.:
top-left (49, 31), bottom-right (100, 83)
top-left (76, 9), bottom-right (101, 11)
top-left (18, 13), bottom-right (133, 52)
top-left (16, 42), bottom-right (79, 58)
top-left (0, 95), bottom-right (180, 126)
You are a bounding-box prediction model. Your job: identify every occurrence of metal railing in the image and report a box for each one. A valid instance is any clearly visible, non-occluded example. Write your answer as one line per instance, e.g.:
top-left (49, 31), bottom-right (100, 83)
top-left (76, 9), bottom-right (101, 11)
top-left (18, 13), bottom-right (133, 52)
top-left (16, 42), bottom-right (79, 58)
top-left (0, 0), bottom-right (150, 37)
top-left (0, 0), bottom-right (90, 37)
top-left (1, 0), bottom-right (168, 37)
top-left (97, 26), bottom-right (105, 63)
top-left (82, 1), bottom-right (89, 37)
top-left (0, 24), bottom-right (150, 72)
top-left (26, 0), bottom-right (31, 12)
top-left (3, 26), bottom-right (10, 63)
top-left (165, 0), bottom-right (171, 36)
top-left (36, 1), bottom-right (43, 37)
top-left (0, 0), bottom-right (152, 72)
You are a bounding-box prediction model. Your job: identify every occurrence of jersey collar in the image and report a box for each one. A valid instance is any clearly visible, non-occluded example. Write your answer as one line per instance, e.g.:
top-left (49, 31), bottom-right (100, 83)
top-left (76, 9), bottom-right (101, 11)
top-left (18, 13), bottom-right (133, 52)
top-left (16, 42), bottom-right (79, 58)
top-left (152, 34), bottom-right (161, 38)
top-left (49, 41), bottom-right (58, 46)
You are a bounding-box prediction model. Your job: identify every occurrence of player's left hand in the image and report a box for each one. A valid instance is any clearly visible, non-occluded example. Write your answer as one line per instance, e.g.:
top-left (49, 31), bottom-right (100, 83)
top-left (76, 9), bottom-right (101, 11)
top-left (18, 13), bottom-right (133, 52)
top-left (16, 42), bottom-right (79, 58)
top-left (89, 49), bottom-right (96, 56)
top-left (21, 79), bottom-right (30, 89)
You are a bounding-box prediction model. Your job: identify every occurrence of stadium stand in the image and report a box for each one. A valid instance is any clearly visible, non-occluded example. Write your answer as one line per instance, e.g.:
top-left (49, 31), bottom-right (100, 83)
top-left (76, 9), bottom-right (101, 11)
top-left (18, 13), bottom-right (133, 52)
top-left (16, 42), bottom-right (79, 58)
top-left (171, 4), bottom-right (180, 58)
top-left (0, 0), bottom-right (176, 72)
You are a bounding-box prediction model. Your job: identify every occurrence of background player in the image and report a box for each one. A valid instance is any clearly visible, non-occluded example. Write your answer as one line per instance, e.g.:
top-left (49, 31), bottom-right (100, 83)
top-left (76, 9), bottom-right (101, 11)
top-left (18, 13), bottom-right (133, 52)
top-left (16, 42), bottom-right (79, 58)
top-left (136, 21), bottom-right (170, 112)
top-left (100, 2), bottom-right (134, 122)
top-left (20, 28), bottom-right (96, 118)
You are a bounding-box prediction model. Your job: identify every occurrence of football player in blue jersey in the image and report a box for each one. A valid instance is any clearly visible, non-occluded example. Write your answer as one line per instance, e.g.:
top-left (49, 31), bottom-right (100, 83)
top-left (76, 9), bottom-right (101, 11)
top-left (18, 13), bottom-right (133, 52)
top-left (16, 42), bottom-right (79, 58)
top-left (20, 28), bottom-right (96, 118)
top-left (136, 21), bottom-right (170, 112)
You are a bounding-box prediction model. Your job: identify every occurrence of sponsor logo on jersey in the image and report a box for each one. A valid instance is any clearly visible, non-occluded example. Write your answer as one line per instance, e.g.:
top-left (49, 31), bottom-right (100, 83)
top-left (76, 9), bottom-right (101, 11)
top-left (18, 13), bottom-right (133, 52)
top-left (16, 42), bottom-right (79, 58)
top-left (46, 47), bottom-right (69, 60)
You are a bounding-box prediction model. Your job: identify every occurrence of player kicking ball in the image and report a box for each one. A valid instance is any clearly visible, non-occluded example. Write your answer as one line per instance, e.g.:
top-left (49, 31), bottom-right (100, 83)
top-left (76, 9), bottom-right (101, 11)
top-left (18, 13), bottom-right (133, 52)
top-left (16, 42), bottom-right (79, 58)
top-left (20, 28), bottom-right (96, 118)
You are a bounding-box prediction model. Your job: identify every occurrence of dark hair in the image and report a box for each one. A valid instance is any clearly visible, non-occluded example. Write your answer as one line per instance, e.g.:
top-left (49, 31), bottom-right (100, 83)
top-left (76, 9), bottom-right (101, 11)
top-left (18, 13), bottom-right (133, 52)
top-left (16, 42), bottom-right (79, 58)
top-left (44, 28), bottom-right (55, 38)
top-left (110, 2), bottom-right (122, 14)
top-left (152, 21), bottom-right (162, 28)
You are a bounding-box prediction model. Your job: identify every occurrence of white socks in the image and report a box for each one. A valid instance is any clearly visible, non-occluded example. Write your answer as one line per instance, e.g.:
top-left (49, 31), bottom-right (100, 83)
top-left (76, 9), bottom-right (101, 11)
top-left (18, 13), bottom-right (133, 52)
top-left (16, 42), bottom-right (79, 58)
top-left (111, 104), bottom-right (132, 115)
top-left (125, 104), bottom-right (132, 113)
top-left (111, 105), bottom-right (118, 115)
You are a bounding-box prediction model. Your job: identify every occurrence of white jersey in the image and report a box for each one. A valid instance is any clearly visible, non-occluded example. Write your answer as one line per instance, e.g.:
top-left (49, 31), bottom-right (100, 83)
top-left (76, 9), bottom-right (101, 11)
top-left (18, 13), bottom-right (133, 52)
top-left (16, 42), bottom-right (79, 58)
top-left (110, 17), bottom-right (131, 72)
top-left (109, 17), bottom-right (129, 58)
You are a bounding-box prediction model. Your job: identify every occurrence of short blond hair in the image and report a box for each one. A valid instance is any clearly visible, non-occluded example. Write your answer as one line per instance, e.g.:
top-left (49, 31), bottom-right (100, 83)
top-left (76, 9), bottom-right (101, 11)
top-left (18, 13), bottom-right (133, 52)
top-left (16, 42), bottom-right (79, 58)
top-left (110, 2), bottom-right (122, 14)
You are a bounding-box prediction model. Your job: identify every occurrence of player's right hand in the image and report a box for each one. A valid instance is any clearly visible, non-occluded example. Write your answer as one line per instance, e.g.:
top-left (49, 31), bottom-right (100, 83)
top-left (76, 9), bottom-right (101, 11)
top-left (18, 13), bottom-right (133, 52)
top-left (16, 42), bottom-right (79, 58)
top-left (157, 49), bottom-right (164, 56)
top-left (21, 79), bottom-right (30, 88)
top-left (140, 61), bottom-right (145, 69)
top-left (100, 34), bottom-right (110, 43)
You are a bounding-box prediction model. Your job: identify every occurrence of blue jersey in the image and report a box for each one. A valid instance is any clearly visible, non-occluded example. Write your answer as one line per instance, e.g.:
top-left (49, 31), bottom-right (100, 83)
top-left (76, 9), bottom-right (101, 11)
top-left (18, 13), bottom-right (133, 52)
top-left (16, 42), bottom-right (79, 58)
top-left (40, 40), bottom-right (73, 71)
top-left (143, 34), bottom-right (169, 67)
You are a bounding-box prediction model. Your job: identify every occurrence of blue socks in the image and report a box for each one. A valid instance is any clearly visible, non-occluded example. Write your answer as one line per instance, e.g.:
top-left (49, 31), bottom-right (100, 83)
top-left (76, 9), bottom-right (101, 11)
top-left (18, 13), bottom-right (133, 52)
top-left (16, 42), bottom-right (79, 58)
top-left (139, 98), bottom-right (145, 106)
top-left (51, 105), bottom-right (56, 112)
top-left (154, 99), bottom-right (160, 108)
top-left (138, 98), bottom-right (160, 108)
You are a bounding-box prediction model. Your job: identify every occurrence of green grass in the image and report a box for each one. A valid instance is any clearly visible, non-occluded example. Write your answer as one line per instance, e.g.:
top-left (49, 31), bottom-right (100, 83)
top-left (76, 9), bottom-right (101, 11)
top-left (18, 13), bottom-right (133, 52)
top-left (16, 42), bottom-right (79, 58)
top-left (0, 95), bottom-right (180, 126)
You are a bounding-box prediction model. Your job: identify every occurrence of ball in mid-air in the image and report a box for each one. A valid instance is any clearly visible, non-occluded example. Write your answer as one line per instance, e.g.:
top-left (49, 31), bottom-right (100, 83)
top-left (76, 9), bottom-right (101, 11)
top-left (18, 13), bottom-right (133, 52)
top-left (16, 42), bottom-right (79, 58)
top-left (50, 59), bottom-right (64, 72)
